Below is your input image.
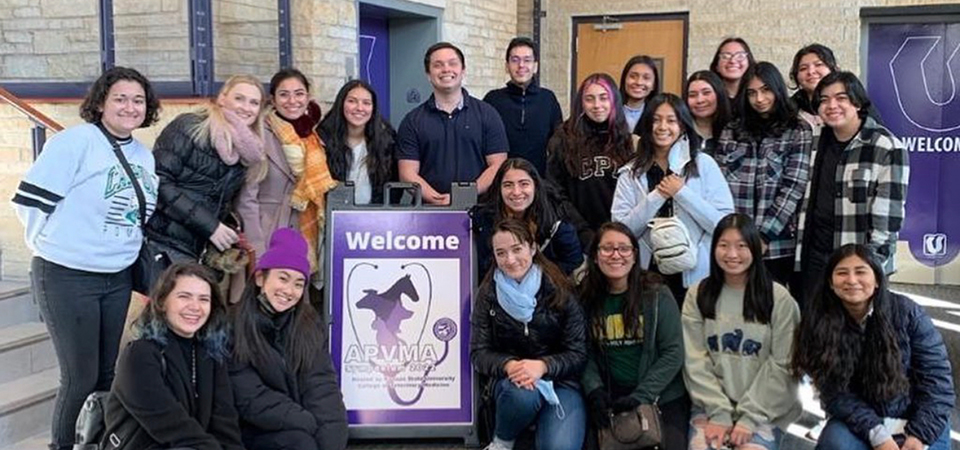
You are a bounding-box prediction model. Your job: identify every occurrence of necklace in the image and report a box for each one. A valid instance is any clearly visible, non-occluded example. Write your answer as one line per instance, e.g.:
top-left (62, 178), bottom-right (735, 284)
top-left (191, 343), bottom-right (198, 399)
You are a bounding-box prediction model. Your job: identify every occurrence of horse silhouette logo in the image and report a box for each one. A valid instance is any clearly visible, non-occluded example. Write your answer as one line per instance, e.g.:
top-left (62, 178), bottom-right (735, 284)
top-left (355, 274), bottom-right (420, 349)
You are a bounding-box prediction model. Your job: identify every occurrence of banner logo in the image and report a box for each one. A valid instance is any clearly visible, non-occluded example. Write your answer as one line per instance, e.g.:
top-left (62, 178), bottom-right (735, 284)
top-left (923, 233), bottom-right (947, 256)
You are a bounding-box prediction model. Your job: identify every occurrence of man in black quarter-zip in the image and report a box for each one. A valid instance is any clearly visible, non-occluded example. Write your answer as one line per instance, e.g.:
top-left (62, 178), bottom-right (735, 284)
top-left (483, 37), bottom-right (563, 175)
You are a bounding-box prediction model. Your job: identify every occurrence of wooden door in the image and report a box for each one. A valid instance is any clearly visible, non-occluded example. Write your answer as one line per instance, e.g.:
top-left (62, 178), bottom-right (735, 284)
top-left (573, 15), bottom-right (687, 103)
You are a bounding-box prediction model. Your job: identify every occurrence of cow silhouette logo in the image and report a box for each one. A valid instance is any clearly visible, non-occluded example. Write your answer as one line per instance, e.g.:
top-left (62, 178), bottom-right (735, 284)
top-left (741, 339), bottom-right (762, 357)
top-left (707, 335), bottom-right (719, 352)
top-left (721, 329), bottom-right (743, 353)
top-left (356, 274), bottom-right (419, 349)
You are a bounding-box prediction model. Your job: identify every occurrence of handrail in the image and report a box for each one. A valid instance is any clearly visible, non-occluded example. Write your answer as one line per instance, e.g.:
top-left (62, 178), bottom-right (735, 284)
top-left (0, 85), bottom-right (64, 132)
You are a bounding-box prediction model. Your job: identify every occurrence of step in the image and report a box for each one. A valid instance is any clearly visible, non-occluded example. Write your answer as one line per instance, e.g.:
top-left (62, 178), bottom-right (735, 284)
top-left (0, 368), bottom-right (58, 448)
top-left (0, 282), bottom-right (36, 329)
top-left (0, 322), bottom-right (55, 385)
top-left (0, 432), bottom-right (47, 450)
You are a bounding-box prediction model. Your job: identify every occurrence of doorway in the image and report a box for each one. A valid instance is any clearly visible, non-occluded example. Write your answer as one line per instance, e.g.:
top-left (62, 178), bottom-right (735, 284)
top-left (571, 13), bottom-right (688, 108)
top-left (358, 1), bottom-right (441, 126)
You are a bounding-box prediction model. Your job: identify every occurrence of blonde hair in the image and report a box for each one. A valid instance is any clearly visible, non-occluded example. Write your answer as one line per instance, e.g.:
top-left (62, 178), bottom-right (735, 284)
top-left (189, 74), bottom-right (267, 157)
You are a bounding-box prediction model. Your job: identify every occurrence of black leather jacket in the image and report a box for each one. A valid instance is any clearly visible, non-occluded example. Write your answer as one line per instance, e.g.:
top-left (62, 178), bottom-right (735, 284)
top-left (470, 274), bottom-right (587, 387)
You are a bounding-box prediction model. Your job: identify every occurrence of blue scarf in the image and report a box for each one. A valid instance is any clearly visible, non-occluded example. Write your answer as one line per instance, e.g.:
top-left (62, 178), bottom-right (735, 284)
top-left (493, 264), bottom-right (564, 417)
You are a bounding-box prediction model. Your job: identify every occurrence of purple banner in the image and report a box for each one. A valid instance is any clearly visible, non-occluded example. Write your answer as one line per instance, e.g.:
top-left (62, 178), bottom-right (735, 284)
top-left (867, 22), bottom-right (960, 267)
top-left (328, 210), bottom-right (473, 426)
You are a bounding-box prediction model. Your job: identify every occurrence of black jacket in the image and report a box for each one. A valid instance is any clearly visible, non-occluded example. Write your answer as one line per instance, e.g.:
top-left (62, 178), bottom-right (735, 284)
top-left (471, 204), bottom-right (583, 277)
top-left (821, 292), bottom-right (954, 446)
top-left (229, 309), bottom-right (348, 450)
top-left (145, 113), bottom-right (248, 257)
top-left (470, 274), bottom-right (587, 388)
top-left (483, 81), bottom-right (563, 174)
top-left (103, 334), bottom-right (243, 450)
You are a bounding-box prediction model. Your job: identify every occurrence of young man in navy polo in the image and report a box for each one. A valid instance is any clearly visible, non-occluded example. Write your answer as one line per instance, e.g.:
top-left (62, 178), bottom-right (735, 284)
top-left (483, 37), bottom-right (563, 175)
top-left (397, 42), bottom-right (509, 205)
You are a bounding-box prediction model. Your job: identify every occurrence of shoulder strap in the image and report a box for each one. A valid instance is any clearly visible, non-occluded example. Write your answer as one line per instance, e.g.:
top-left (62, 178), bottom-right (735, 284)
top-left (97, 123), bottom-right (147, 229)
top-left (539, 220), bottom-right (562, 252)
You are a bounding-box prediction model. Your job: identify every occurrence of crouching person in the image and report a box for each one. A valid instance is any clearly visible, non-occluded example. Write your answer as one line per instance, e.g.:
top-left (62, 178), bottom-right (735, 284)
top-left (103, 263), bottom-right (242, 450)
top-left (470, 218), bottom-right (588, 450)
top-left (229, 228), bottom-right (348, 450)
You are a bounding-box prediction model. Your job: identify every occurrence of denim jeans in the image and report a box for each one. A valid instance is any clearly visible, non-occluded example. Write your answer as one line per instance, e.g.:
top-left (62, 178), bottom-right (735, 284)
top-left (32, 257), bottom-right (132, 450)
top-left (493, 378), bottom-right (586, 450)
top-left (689, 407), bottom-right (782, 450)
top-left (816, 419), bottom-right (952, 450)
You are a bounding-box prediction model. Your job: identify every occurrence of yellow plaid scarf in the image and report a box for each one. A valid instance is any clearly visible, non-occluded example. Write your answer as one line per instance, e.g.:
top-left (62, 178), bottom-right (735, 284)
top-left (266, 113), bottom-right (337, 273)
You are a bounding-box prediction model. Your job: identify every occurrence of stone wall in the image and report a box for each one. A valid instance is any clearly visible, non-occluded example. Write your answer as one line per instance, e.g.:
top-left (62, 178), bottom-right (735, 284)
top-left (0, 0), bottom-right (100, 82)
top-left (534, 0), bottom-right (959, 114)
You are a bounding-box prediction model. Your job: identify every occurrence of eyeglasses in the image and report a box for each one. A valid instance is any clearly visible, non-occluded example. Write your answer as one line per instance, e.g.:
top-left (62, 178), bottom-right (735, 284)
top-left (718, 51), bottom-right (749, 62)
top-left (598, 245), bottom-right (635, 257)
top-left (509, 56), bottom-right (536, 66)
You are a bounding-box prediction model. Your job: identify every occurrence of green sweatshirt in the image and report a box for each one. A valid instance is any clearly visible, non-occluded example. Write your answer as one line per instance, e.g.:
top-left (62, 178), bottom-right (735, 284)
top-left (582, 285), bottom-right (686, 405)
top-left (681, 281), bottom-right (801, 432)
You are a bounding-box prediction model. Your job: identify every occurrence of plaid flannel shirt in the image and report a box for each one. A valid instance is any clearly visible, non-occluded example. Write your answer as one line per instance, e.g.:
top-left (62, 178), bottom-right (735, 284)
top-left (714, 120), bottom-right (813, 259)
top-left (794, 117), bottom-right (909, 273)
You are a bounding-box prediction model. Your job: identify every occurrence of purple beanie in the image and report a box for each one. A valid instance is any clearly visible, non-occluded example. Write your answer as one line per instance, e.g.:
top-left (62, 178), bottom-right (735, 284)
top-left (256, 228), bottom-right (310, 277)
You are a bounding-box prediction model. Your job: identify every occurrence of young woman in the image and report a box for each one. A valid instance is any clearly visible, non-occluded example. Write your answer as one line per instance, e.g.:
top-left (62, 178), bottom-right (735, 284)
top-left (471, 218), bottom-right (587, 450)
top-left (682, 213), bottom-right (801, 450)
top-left (473, 158), bottom-right (583, 277)
top-left (789, 44), bottom-right (838, 131)
top-left (12, 67), bottom-right (160, 450)
top-left (145, 75), bottom-right (266, 274)
top-left (103, 263), bottom-right (242, 450)
top-left (611, 93), bottom-right (734, 304)
top-left (318, 78), bottom-right (396, 205)
top-left (618, 55), bottom-right (660, 133)
top-left (684, 70), bottom-right (732, 155)
top-left (233, 68), bottom-right (336, 302)
top-left (714, 62), bottom-right (812, 288)
top-left (229, 228), bottom-right (348, 450)
top-left (580, 222), bottom-right (689, 450)
top-left (709, 37), bottom-right (756, 106)
top-left (792, 245), bottom-right (954, 450)
top-left (547, 73), bottom-right (636, 249)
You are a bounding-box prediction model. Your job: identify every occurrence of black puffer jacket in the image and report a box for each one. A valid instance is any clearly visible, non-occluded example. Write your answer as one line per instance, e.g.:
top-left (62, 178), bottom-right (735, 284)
top-left (470, 274), bottom-right (587, 388)
top-left (145, 113), bottom-right (247, 257)
top-left (229, 309), bottom-right (348, 450)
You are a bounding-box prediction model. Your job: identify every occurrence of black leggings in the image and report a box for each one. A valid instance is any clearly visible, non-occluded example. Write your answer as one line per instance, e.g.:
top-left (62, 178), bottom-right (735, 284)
top-left (32, 257), bottom-right (132, 450)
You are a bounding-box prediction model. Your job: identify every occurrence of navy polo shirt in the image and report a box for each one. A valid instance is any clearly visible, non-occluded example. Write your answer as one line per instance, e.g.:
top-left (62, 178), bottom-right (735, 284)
top-left (396, 89), bottom-right (508, 194)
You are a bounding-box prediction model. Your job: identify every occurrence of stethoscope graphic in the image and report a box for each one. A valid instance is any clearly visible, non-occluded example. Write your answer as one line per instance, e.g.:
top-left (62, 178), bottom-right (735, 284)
top-left (345, 262), bottom-right (457, 405)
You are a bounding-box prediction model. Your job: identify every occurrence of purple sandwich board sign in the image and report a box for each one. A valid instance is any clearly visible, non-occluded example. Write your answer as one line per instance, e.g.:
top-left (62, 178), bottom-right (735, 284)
top-left (867, 21), bottom-right (960, 267)
top-left (325, 184), bottom-right (477, 443)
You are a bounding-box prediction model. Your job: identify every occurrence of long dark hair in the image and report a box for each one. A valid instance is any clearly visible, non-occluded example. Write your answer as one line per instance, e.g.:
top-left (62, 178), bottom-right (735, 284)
top-left (478, 218), bottom-right (572, 310)
top-left (231, 270), bottom-right (325, 374)
top-left (580, 222), bottom-right (661, 340)
top-left (318, 79), bottom-right (396, 202)
top-left (619, 55), bottom-right (661, 105)
top-left (696, 213), bottom-right (773, 324)
top-left (791, 244), bottom-right (909, 402)
top-left (132, 263), bottom-right (229, 362)
top-left (736, 61), bottom-right (799, 137)
top-left (630, 93), bottom-right (700, 178)
top-left (489, 158), bottom-right (559, 241)
top-left (684, 70), bottom-right (731, 139)
top-left (555, 73), bottom-right (634, 175)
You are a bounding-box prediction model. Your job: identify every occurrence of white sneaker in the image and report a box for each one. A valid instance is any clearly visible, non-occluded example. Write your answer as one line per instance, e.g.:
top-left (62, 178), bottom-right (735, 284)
top-left (484, 437), bottom-right (514, 450)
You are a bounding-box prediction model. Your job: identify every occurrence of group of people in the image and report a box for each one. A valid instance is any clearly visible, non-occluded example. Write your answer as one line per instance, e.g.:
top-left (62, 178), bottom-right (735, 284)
top-left (8, 30), bottom-right (952, 450)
